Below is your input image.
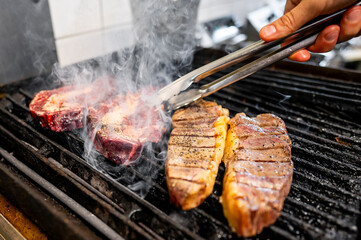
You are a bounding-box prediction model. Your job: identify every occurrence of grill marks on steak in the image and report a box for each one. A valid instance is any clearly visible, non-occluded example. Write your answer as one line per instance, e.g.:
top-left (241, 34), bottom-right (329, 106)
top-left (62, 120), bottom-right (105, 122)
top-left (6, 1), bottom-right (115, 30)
top-left (88, 91), bottom-right (165, 165)
top-left (29, 77), bottom-right (114, 132)
top-left (221, 113), bottom-right (293, 237)
top-left (166, 100), bottom-right (229, 210)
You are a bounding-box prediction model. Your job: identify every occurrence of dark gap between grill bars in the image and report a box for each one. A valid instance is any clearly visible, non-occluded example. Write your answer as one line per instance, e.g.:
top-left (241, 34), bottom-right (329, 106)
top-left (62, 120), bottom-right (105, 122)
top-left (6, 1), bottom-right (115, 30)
top-left (0, 49), bottom-right (360, 239)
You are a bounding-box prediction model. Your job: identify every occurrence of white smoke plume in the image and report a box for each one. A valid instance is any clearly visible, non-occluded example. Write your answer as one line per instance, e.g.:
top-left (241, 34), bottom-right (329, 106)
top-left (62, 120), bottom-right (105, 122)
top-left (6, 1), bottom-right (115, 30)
top-left (51, 0), bottom-right (200, 198)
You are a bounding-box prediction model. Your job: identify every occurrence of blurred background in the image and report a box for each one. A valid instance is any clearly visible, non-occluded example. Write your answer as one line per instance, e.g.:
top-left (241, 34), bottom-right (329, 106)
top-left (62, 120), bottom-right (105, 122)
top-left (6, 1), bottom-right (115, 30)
top-left (1, 0), bottom-right (361, 84)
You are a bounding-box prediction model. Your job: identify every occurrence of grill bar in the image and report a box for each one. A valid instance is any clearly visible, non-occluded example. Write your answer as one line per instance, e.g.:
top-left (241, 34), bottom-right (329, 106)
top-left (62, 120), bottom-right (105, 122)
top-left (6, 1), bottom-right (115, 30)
top-left (0, 124), bottom-right (152, 239)
top-left (249, 73), bottom-right (361, 99)
top-left (207, 95), bottom-right (361, 189)
top-left (219, 86), bottom-right (361, 134)
top-left (257, 70), bottom-right (361, 94)
top-left (0, 105), bottom-right (203, 240)
top-left (210, 91), bottom-right (360, 145)
top-left (238, 84), bottom-right (361, 128)
top-left (0, 147), bottom-right (124, 240)
top-left (8, 90), bottom-right (298, 239)
top-left (290, 183), bottom-right (360, 214)
top-left (192, 52), bottom-right (361, 239)
top-left (0, 89), bottom-right (356, 238)
top-left (0, 152), bottom-right (103, 240)
top-left (0, 84), bottom-right (295, 239)
top-left (0, 49), bottom-right (360, 239)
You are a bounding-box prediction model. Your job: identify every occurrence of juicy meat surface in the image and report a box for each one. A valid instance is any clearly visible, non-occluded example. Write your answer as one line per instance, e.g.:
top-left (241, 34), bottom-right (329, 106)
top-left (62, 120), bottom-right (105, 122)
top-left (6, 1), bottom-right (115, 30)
top-left (88, 90), bottom-right (165, 165)
top-left (221, 113), bottom-right (293, 237)
top-left (166, 100), bottom-right (229, 210)
top-left (29, 77), bottom-right (114, 132)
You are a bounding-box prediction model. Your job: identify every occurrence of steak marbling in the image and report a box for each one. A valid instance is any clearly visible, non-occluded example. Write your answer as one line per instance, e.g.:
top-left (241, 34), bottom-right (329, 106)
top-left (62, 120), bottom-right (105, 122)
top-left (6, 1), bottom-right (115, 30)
top-left (29, 77), bottom-right (114, 132)
top-left (88, 90), bottom-right (165, 165)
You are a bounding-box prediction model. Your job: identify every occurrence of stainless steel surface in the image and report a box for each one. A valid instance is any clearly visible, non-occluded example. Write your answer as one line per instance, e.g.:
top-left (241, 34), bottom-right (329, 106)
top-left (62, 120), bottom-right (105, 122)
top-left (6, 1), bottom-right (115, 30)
top-left (0, 214), bottom-right (26, 240)
top-left (0, 148), bottom-right (124, 240)
top-left (168, 33), bottom-right (318, 110)
top-left (156, 39), bottom-right (267, 104)
top-left (202, 34), bottom-right (319, 97)
top-left (0, 49), bottom-right (360, 240)
top-left (0, 0), bottom-right (56, 84)
top-left (158, 1), bottom-right (361, 109)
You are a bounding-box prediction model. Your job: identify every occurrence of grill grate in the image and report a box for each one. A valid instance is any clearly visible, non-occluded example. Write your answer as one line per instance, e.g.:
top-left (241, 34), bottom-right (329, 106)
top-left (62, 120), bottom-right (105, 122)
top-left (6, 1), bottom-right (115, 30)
top-left (0, 49), bottom-right (360, 239)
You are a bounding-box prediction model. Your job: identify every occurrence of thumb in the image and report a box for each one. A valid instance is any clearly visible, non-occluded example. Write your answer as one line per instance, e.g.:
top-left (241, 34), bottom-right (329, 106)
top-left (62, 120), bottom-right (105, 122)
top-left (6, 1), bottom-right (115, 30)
top-left (259, 0), bottom-right (320, 41)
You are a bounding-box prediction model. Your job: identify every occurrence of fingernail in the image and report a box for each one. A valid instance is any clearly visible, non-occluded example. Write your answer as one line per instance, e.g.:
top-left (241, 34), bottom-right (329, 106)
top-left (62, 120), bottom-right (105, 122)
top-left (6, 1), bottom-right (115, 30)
top-left (346, 9), bottom-right (361, 22)
top-left (261, 25), bottom-right (277, 37)
top-left (299, 50), bottom-right (309, 59)
top-left (293, 50), bottom-right (308, 61)
top-left (290, 49), bottom-right (307, 61)
top-left (324, 30), bottom-right (339, 42)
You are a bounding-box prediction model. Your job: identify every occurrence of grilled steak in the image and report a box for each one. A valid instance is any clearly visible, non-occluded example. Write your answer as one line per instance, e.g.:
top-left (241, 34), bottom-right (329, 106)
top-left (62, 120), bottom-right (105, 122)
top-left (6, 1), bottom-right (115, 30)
top-left (166, 100), bottom-right (229, 210)
top-left (88, 90), bottom-right (165, 165)
top-left (221, 113), bottom-right (293, 237)
top-left (29, 77), bottom-right (114, 132)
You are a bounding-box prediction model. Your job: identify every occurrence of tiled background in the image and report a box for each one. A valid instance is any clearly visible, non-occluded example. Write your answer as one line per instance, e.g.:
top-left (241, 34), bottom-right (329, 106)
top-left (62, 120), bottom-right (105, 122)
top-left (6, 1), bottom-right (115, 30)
top-left (48, 0), bottom-right (266, 67)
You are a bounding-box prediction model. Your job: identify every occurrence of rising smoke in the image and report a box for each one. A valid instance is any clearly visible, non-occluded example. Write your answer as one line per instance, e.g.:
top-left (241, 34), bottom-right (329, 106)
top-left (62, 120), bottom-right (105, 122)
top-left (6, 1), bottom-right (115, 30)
top-left (52, 0), bottom-right (200, 198)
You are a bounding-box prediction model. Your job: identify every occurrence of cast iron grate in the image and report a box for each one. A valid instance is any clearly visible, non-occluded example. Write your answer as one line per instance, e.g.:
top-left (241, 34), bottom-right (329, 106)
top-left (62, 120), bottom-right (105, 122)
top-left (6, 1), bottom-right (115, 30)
top-left (0, 49), bottom-right (360, 239)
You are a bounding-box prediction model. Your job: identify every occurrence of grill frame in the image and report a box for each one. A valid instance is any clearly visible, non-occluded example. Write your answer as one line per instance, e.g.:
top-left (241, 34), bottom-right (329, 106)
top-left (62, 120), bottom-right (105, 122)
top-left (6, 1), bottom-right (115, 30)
top-left (0, 49), bottom-right (360, 240)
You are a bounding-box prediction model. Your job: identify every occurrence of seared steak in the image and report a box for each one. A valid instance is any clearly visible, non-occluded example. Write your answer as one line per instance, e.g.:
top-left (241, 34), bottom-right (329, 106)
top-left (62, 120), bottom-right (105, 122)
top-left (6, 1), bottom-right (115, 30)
top-left (29, 77), bottom-right (114, 132)
top-left (166, 100), bottom-right (229, 210)
top-left (221, 113), bottom-right (293, 237)
top-left (88, 90), bottom-right (165, 165)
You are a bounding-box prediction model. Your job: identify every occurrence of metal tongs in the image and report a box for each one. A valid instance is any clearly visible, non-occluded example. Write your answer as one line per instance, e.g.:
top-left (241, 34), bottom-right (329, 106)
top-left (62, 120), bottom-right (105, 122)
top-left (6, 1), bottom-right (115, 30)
top-left (157, 1), bottom-right (361, 110)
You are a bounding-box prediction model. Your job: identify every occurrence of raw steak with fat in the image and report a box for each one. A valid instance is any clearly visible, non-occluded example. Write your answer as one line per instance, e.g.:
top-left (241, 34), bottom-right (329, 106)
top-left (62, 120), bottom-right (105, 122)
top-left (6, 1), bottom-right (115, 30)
top-left (88, 90), bottom-right (165, 165)
top-left (29, 77), bottom-right (114, 132)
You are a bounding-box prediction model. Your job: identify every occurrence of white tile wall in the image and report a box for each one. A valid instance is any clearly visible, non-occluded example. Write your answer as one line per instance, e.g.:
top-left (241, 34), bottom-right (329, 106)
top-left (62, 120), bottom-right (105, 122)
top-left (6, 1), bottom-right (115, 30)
top-left (49, 0), bottom-right (134, 66)
top-left (56, 30), bottom-right (104, 66)
top-left (103, 25), bottom-right (134, 54)
top-left (198, 0), bottom-right (265, 24)
top-left (55, 25), bottom-right (134, 66)
top-left (49, 0), bottom-right (266, 67)
top-left (102, 0), bottom-right (133, 27)
top-left (48, 0), bottom-right (102, 39)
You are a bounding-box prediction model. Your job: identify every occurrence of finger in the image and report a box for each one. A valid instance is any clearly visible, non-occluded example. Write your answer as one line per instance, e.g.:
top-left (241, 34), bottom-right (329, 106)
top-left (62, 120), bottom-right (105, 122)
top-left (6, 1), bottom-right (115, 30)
top-left (288, 26), bottom-right (340, 61)
top-left (339, 5), bottom-right (361, 42)
top-left (284, 0), bottom-right (301, 14)
top-left (288, 49), bottom-right (311, 62)
top-left (308, 25), bottom-right (340, 53)
top-left (259, 0), bottom-right (321, 41)
top-left (280, 35), bottom-right (310, 62)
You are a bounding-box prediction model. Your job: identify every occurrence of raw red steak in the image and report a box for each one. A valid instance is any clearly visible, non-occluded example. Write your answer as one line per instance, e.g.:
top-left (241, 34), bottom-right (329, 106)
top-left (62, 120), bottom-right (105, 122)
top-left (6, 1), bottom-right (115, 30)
top-left (88, 90), bottom-right (166, 165)
top-left (29, 77), bottom-right (114, 132)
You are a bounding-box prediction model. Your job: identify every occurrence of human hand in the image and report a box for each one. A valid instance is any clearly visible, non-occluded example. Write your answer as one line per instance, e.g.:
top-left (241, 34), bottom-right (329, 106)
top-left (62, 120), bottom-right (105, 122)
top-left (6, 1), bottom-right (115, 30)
top-left (259, 0), bottom-right (361, 62)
